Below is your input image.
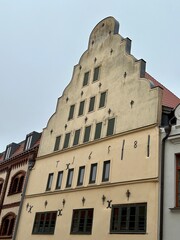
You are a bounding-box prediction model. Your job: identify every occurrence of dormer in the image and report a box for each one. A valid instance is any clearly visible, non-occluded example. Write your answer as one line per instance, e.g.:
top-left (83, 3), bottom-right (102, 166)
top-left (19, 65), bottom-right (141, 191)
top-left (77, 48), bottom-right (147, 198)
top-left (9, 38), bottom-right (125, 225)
top-left (24, 131), bottom-right (41, 151)
top-left (4, 143), bottom-right (19, 160)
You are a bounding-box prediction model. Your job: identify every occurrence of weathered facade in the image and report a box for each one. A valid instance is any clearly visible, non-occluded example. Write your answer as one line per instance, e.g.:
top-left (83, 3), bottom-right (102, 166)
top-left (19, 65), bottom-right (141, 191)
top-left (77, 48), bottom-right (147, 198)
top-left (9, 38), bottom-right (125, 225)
top-left (15, 17), bottom-right (179, 240)
top-left (0, 131), bottom-right (41, 240)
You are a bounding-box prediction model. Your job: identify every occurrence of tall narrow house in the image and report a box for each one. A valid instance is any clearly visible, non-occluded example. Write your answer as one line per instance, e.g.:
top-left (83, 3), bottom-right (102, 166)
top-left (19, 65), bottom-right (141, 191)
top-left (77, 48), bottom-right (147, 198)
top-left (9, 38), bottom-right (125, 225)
top-left (15, 17), bottom-right (179, 240)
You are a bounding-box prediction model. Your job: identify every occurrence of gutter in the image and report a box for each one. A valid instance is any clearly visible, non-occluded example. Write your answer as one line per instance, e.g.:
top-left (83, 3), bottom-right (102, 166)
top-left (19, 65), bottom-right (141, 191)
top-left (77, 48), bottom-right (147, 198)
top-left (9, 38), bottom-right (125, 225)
top-left (159, 119), bottom-right (174, 240)
top-left (12, 157), bottom-right (35, 240)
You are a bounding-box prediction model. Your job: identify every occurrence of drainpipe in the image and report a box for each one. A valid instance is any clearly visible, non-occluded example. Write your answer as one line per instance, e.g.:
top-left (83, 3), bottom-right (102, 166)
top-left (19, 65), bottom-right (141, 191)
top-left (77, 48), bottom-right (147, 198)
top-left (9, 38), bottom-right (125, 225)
top-left (12, 157), bottom-right (35, 240)
top-left (159, 118), bottom-right (174, 240)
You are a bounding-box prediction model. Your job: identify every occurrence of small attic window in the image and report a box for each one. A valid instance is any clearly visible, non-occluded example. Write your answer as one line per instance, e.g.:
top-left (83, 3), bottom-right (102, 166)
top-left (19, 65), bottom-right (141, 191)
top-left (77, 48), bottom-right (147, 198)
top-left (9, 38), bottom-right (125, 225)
top-left (25, 135), bottom-right (33, 151)
top-left (5, 146), bottom-right (11, 160)
top-left (149, 80), bottom-right (155, 88)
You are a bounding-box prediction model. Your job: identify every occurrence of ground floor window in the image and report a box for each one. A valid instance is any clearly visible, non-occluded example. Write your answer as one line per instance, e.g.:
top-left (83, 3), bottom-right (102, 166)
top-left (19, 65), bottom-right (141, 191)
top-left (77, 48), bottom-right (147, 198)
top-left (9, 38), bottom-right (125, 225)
top-left (32, 211), bottom-right (57, 234)
top-left (71, 208), bottom-right (94, 234)
top-left (110, 203), bottom-right (147, 234)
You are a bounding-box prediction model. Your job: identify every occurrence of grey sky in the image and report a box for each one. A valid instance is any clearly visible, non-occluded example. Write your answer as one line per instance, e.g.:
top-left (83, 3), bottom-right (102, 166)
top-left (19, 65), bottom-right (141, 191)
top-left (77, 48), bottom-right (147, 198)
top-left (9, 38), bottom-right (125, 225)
top-left (0, 0), bottom-right (180, 152)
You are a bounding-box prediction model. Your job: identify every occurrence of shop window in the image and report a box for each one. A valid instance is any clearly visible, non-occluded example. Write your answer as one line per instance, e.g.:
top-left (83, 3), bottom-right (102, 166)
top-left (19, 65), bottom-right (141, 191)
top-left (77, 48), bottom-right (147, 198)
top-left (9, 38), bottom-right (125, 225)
top-left (9, 171), bottom-right (25, 195)
top-left (110, 203), bottom-right (147, 233)
top-left (32, 211), bottom-right (57, 234)
top-left (71, 209), bottom-right (94, 234)
top-left (0, 213), bottom-right (16, 237)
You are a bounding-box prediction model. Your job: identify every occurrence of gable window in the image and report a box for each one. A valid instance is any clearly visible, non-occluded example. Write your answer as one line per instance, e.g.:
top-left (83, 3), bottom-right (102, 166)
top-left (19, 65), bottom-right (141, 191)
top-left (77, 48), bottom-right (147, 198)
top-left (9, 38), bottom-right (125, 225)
top-left (73, 129), bottom-right (81, 146)
top-left (25, 135), bottom-right (33, 150)
top-left (0, 179), bottom-right (4, 195)
top-left (55, 171), bottom-right (63, 190)
top-left (68, 104), bottom-right (75, 121)
top-left (32, 211), bottom-right (57, 234)
top-left (88, 96), bottom-right (95, 112)
top-left (63, 133), bottom-right (71, 149)
top-left (71, 208), bottom-right (94, 234)
top-left (89, 163), bottom-right (97, 184)
top-left (102, 160), bottom-right (110, 182)
top-left (0, 213), bottom-right (16, 237)
top-left (107, 118), bottom-right (115, 136)
top-left (83, 71), bottom-right (90, 86)
top-left (93, 66), bottom-right (100, 82)
top-left (5, 146), bottom-right (11, 160)
top-left (176, 155), bottom-right (180, 207)
top-left (46, 173), bottom-right (54, 191)
top-left (77, 166), bottom-right (85, 186)
top-left (110, 203), bottom-right (147, 233)
top-left (9, 171), bottom-right (25, 195)
top-left (94, 122), bottom-right (102, 140)
top-left (83, 126), bottom-right (91, 143)
top-left (54, 135), bottom-right (61, 151)
top-left (66, 169), bottom-right (74, 188)
top-left (99, 91), bottom-right (107, 108)
top-left (78, 100), bottom-right (85, 116)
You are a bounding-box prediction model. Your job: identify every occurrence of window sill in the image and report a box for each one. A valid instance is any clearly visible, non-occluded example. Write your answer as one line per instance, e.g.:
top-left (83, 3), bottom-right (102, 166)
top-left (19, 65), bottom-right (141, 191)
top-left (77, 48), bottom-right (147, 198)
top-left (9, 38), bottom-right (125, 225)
top-left (169, 207), bottom-right (180, 211)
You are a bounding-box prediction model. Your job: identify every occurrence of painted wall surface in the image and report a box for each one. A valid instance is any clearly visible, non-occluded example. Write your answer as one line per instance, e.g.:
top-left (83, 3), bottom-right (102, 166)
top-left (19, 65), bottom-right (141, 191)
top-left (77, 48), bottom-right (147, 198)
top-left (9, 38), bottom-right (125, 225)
top-left (162, 124), bottom-right (180, 240)
top-left (16, 17), bottom-right (162, 240)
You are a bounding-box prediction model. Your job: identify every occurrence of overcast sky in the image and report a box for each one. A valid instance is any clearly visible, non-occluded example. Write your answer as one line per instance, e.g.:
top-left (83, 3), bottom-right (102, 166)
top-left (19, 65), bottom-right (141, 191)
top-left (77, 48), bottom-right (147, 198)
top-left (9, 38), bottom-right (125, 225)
top-left (0, 0), bottom-right (180, 152)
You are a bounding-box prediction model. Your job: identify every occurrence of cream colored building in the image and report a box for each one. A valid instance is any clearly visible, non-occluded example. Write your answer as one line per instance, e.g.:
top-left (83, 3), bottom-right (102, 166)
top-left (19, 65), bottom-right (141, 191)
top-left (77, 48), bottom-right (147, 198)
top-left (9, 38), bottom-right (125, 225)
top-left (15, 17), bottom-right (179, 240)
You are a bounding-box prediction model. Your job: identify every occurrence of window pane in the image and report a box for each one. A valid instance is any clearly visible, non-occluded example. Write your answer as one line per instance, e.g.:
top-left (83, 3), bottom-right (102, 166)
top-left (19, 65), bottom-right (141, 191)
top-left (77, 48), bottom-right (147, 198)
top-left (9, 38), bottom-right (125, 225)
top-left (129, 207), bottom-right (136, 230)
top-left (99, 91), bottom-right (106, 108)
top-left (83, 71), bottom-right (89, 86)
top-left (56, 171), bottom-right (63, 189)
top-left (63, 133), bottom-right (71, 149)
top-left (78, 101), bottom-right (85, 116)
top-left (107, 118), bottom-right (115, 136)
top-left (93, 66), bottom-right (100, 82)
top-left (66, 169), bottom-right (74, 187)
top-left (54, 136), bottom-right (61, 151)
top-left (77, 166), bottom-right (85, 186)
top-left (83, 126), bottom-right (91, 143)
top-left (68, 105), bottom-right (75, 120)
top-left (88, 96), bottom-right (95, 112)
top-left (89, 163), bottom-right (97, 183)
top-left (46, 173), bottom-right (53, 191)
top-left (94, 122), bottom-right (102, 140)
top-left (102, 160), bottom-right (110, 182)
top-left (73, 129), bottom-right (80, 146)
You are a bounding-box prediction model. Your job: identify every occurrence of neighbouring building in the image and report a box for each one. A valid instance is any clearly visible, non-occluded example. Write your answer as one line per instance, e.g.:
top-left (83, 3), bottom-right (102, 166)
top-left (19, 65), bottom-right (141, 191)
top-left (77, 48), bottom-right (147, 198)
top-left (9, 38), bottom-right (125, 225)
top-left (15, 17), bottom-right (179, 240)
top-left (0, 131), bottom-right (41, 240)
top-left (161, 103), bottom-right (180, 240)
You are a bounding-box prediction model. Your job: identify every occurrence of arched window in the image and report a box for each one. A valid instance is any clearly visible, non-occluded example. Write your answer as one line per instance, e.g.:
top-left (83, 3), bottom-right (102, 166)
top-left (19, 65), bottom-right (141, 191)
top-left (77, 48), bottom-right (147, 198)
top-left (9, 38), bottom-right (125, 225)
top-left (0, 212), bottom-right (16, 237)
top-left (0, 178), bottom-right (4, 195)
top-left (8, 171), bottom-right (26, 195)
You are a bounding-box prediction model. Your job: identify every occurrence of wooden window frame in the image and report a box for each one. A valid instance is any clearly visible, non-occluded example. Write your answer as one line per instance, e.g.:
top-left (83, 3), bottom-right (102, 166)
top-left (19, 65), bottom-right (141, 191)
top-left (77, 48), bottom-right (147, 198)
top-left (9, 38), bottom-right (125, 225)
top-left (83, 71), bottom-right (90, 87)
top-left (63, 132), bottom-right (71, 149)
top-left (110, 203), bottom-right (147, 234)
top-left (32, 211), bottom-right (57, 235)
top-left (93, 66), bottom-right (100, 82)
top-left (70, 208), bottom-right (94, 234)
top-left (106, 118), bottom-right (115, 136)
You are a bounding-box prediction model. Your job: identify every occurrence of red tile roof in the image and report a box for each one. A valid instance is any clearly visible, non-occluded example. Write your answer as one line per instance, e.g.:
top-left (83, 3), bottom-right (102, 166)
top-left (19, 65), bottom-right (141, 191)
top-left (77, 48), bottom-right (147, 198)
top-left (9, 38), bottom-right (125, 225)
top-left (146, 72), bottom-right (180, 109)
